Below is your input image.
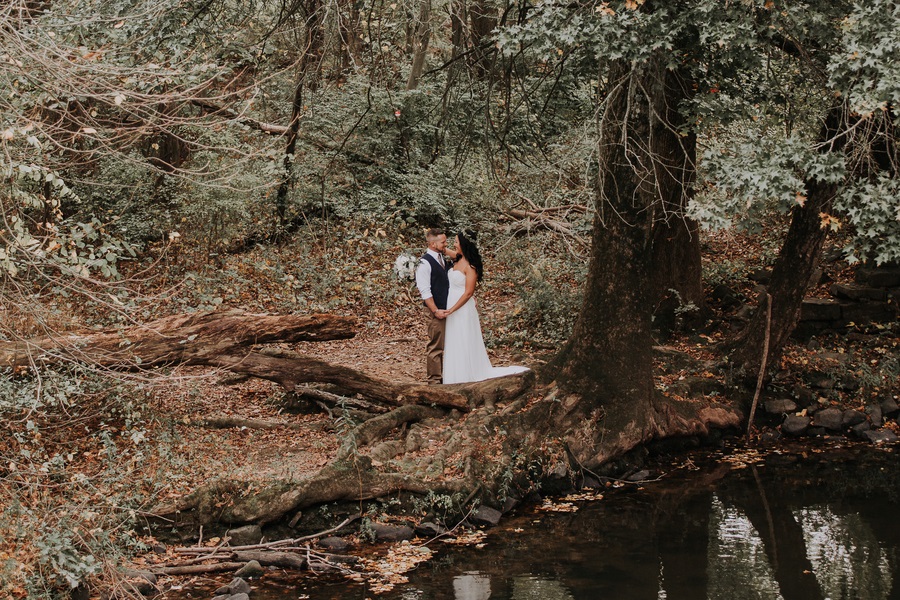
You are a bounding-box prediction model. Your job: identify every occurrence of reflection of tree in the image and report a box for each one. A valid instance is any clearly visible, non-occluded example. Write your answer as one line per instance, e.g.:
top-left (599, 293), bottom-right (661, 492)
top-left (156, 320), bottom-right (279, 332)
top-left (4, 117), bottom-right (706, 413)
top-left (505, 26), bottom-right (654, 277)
top-left (658, 493), bottom-right (711, 599)
top-left (722, 467), bottom-right (823, 600)
top-left (798, 508), bottom-right (892, 599)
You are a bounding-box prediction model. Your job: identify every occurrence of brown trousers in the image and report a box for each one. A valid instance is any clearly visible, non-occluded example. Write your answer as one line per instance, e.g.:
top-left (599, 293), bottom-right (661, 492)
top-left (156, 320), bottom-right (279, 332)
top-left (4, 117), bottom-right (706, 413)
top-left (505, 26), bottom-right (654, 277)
top-left (425, 308), bottom-right (446, 385)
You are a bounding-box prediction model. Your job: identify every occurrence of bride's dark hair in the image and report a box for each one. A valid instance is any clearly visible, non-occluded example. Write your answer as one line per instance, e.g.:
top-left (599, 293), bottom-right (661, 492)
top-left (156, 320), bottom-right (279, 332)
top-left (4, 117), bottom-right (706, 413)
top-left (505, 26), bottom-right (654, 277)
top-left (456, 229), bottom-right (484, 281)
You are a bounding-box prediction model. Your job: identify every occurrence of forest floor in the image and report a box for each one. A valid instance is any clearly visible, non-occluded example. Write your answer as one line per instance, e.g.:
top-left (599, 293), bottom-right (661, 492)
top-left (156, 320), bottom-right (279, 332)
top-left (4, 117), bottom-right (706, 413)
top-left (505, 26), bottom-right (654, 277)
top-left (3, 225), bottom-right (899, 599)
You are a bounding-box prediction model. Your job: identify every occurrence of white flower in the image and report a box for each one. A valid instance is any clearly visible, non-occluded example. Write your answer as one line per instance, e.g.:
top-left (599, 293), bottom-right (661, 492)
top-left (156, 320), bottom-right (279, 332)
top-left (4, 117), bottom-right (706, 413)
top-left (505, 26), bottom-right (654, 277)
top-left (393, 252), bottom-right (419, 282)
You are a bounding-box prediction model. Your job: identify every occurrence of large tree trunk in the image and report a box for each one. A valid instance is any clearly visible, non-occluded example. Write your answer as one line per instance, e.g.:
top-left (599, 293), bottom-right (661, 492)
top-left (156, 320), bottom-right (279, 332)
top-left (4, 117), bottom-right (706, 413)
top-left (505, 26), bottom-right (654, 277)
top-left (647, 68), bottom-right (705, 334)
top-left (727, 104), bottom-right (845, 383)
top-left (546, 55), bottom-right (671, 467)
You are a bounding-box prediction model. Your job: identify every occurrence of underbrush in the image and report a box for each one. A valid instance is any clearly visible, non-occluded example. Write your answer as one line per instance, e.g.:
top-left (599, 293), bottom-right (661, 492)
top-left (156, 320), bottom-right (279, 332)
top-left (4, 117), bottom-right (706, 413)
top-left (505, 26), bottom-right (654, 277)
top-left (0, 367), bottom-right (170, 599)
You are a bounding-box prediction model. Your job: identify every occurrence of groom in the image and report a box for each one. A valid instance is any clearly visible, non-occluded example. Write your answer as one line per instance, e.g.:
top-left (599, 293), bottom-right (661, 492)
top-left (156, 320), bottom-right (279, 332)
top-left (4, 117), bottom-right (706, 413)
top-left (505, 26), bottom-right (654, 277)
top-left (415, 228), bottom-right (459, 384)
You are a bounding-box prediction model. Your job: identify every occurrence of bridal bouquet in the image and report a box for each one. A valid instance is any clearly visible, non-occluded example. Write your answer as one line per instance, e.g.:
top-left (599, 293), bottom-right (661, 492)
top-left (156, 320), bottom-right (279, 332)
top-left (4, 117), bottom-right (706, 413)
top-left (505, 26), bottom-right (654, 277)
top-left (394, 251), bottom-right (420, 282)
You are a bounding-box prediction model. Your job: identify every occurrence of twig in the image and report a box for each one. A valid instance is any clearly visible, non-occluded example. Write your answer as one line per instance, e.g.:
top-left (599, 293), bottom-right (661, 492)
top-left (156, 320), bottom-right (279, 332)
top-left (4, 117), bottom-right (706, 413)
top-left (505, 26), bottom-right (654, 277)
top-left (175, 514), bottom-right (361, 554)
top-left (746, 293), bottom-right (773, 441)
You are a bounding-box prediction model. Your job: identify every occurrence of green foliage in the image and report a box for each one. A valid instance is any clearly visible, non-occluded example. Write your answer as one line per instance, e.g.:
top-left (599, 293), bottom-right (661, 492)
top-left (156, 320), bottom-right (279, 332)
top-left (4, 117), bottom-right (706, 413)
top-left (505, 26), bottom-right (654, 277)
top-left (828, 0), bottom-right (900, 116)
top-left (836, 176), bottom-right (900, 264)
top-left (690, 137), bottom-right (846, 232)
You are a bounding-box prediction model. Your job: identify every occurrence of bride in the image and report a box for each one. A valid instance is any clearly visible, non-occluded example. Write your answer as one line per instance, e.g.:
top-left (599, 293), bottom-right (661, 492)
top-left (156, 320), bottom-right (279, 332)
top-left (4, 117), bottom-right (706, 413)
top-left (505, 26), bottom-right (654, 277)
top-left (437, 231), bottom-right (529, 385)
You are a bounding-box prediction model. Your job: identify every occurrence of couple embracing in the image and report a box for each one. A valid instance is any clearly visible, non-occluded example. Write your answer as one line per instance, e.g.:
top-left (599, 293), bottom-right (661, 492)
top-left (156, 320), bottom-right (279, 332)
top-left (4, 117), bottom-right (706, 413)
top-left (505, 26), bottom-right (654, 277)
top-left (415, 228), bottom-right (528, 385)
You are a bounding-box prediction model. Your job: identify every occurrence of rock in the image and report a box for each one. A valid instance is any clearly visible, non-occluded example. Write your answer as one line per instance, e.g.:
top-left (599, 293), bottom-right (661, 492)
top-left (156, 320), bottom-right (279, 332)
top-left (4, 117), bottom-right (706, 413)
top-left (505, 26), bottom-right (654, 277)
top-left (759, 429), bottom-right (782, 444)
top-left (806, 338), bottom-right (823, 351)
top-left (235, 560), bottom-right (265, 578)
top-left (764, 399), bottom-right (798, 415)
top-left (469, 505), bottom-right (503, 527)
top-left (748, 268), bottom-right (772, 283)
top-left (842, 302), bottom-right (899, 325)
top-left (711, 284), bottom-right (742, 309)
top-left (414, 522), bottom-right (448, 538)
top-left (229, 594), bottom-right (250, 600)
top-left (151, 543), bottom-right (167, 554)
top-left (800, 298), bottom-right (842, 321)
top-left (627, 470), bottom-right (652, 482)
top-left (501, 496), bottom-right (520, 513)
top-left (863, 430), bottom-right (898, 445)
top-left (813, 407), bottom-right (843, 431)
top-left (830, 283), bottom-right (887, 301)
top-left (318, 536), bottom-right (350, 552)
top-left (841, 410), bottom-right (867, 428)
top-left (806, 426), bottom-right (827, 437)
top-left (806, 371), bottom-right (834, 389)
top-left (371, 523), bottom-right (414, 542)
top-left (881, 397), bottom-right (900, 417)
top-left (781, 415), bottom-right (810, 436)
top-left (227, 525), bottom-right (262, 547)
top-left (851, 421), bottom-right (872, 437)
top-left (215, 577), bottom-right (251, 597)
top-left (793, 385), bottom-right (817, 407)
top-left (211, 595), bottom-right (230, 600)
top-left (867, 267), bottom-right (900, 287)
top-left (866, 405), bottom-right (884, 428)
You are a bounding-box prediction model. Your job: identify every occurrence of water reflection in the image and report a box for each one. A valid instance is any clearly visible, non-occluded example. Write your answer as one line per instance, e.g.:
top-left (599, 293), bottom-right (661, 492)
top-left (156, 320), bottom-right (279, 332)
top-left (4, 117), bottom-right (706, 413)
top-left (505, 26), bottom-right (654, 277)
top-left (234, 446), bottom-right (900, 600)
top-left (453, 573), bottom-right (491, 600)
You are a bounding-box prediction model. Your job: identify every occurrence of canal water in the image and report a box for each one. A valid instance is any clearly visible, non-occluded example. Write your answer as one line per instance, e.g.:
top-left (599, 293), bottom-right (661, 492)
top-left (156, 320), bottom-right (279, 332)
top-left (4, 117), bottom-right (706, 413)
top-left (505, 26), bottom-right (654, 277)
top-left (181, 442), bottom-right (900, 600)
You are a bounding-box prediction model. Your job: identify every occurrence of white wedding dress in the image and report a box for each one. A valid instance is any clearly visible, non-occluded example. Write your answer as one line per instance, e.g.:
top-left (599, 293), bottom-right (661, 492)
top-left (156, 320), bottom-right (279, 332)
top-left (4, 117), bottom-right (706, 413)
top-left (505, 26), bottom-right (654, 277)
top-left (442, 268), bottom-right (529, 385)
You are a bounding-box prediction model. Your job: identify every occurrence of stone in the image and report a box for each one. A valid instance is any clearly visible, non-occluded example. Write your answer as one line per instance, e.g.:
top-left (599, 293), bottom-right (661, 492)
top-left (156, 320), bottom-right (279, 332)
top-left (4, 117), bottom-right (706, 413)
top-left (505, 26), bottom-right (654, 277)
top-left (229, 595), bottom-right (250, 600)
top-left (866, 405), bottom-right (884, 428)
top-left (215, 577), bottom-right (251, 597)
top-left (830, 283), bottom-right (887, 301)
top-left (414, 522), bottom-right (448, 538)
top-left (469, 505), bottom-right (502, 527)
top-left (806, 371), bottom-right (834, 389)
top-left (318, 536), bottom-right (350, 552)
top-left (863, 430), bottom-right (898, 444)
top-left (851, 421), bottom-right (872, 437)
top-left (227, 525), bottom-right (262, 547)
top-left (627, 470), bottom-right (652, 482)
top-left (861, 267), bottom-right (900, 288)
top-left (793, 385), bottom-right (817, 407)
top-left (151, 543), bottom-right (167, 554)
top-left (211, 595), bottom-right (230, 600)
top-left (764, 399), bottom-right (798, 415)
top-left (711, 284), bottom-right (742, 309)
top-left (371, 523), bottom-right (414, 542)
top-left (235, 560), bottom-right (265, 578)
top-left (748, 268), bottom-right (772, 283)
top-left (881, 397), bottom-right (900, 417)
top-left (800, 298), bottom-right (842, 321)
top-left (842, 302), bottom-right (899, 325)
top-left (841, 410), bottom-right (867, 428)
top-left (813, 407), bottom-right (843, 431)
top-left (501, 496), bottom-right (520, 513)
top-left (781, 415), bottom-right (810, 436)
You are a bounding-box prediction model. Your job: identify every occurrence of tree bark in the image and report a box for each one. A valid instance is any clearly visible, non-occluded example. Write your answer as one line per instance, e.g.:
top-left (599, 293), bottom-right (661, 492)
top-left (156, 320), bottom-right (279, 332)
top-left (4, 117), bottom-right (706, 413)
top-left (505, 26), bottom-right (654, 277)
top-left (648, 68), bottom-right (705, 334)
top-left (0, 310), bottom-right (357, 369)
top-left (727, 104), bottom-right (845, 383)
top-left (406, 0), bottom-right (432, 90)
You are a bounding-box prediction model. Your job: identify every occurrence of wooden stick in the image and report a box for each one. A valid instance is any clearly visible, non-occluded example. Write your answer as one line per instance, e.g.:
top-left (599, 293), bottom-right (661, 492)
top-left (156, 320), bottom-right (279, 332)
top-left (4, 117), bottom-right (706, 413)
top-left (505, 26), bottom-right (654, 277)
top-left (175, 514), bottom-right (361, 554)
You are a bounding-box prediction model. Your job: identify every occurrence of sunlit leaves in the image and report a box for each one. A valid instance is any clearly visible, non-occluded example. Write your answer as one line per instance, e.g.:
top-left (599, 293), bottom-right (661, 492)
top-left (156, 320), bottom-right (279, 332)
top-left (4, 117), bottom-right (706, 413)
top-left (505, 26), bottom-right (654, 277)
top-left (828, 0), bottom-right (900, 118)
top-left (690, 137), bottom-right (846, 231)
top-left (835, 175), bottom-right (900, 265)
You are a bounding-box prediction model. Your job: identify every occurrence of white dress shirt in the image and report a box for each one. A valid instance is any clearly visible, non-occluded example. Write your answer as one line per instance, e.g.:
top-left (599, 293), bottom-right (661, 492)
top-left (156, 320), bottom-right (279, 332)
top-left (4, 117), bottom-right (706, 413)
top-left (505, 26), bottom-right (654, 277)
top-left (415, 249), bottom-right (445, 301)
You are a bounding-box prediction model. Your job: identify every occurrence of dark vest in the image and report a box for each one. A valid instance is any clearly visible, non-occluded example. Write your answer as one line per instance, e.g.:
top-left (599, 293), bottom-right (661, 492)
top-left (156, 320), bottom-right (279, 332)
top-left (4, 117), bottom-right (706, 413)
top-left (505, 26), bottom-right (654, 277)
top-left (423, 253), bottom-right (450, 310)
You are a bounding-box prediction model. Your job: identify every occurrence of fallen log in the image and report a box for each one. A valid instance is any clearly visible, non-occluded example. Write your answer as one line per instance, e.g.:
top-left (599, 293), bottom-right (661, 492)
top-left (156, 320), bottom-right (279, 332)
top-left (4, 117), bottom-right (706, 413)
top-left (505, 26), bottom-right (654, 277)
top-left (150, 562), bottom-right (246, 576)
top-left (0, 310), bottom-right (357, 369)
top-left (1, 310), bottom-right (531, 412)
